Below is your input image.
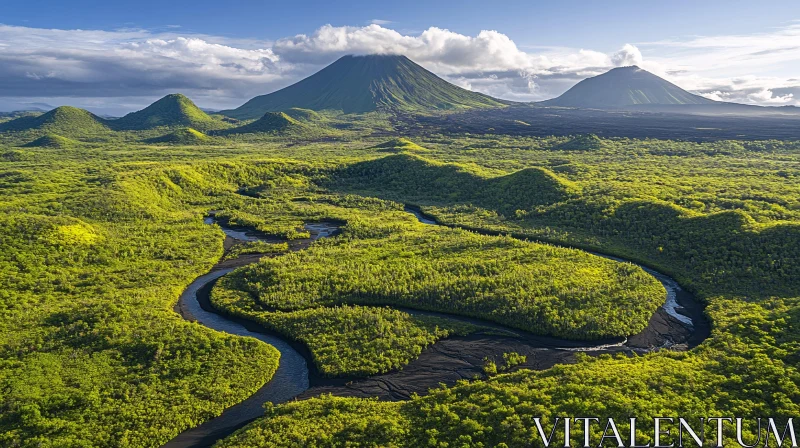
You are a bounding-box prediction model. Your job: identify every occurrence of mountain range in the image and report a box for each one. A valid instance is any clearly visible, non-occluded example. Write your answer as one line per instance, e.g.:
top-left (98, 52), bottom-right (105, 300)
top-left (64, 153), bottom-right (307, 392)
top-left (2, 55), bottom-right (799, 140)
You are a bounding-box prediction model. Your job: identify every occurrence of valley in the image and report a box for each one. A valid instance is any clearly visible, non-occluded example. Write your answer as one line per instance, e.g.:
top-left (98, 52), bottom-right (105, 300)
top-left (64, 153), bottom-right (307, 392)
top-left (0, 53), bottom-right (798, 448)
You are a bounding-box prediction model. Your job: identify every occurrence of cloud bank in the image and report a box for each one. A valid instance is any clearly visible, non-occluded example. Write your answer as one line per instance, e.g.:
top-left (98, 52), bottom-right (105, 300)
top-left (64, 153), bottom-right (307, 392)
top-left (0, 22), bottom-right (798, 114)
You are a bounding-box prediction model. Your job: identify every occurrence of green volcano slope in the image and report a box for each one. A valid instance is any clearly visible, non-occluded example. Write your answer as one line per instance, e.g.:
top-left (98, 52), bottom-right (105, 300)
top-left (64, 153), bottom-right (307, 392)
top-left (224, 54), bottom-right (508, 119)
top-left (0, 106), bottom-right (109, 137)
top-left (282, 108), bottom-right (323, 122)
top-left (112, 94), bottom-right (228, 131)
top-left (541, 66), bottom-right (714, 108)
top-left (330, 153), bottom-right (579, 214)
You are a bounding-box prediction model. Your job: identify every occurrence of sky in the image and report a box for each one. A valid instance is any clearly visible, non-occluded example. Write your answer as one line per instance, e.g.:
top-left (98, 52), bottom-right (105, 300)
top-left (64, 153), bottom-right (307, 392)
top-left (2, 0), bottom-right (800, 115)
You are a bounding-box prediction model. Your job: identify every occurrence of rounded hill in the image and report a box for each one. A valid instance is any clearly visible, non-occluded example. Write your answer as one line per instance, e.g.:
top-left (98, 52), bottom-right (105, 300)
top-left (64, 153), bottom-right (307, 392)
top-left (22, 134), bottom-right (79, 148)
top-left (112, 94), bottom-right (228, 131)
top-left (144, 127), bottom-right (212, 145)
top-left (219, 112), bottom-right (301, 135)
top-left (0, 106), bottom-right (109, 137)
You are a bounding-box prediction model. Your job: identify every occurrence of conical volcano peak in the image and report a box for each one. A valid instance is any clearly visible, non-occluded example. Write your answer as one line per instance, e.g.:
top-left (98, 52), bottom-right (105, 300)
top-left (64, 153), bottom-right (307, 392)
top-left (224, 54), bottom-right (507, 118)
top-left (542, 65), bottom-right (714, 109)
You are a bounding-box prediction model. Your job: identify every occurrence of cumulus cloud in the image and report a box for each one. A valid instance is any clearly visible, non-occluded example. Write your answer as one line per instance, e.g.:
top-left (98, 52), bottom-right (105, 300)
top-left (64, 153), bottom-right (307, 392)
top-left (637, 23), bottom-right (800, 106)
top-left (0, 22), bottom-right (798, 114)
top-left (611, 44), bottom-right (643, 67)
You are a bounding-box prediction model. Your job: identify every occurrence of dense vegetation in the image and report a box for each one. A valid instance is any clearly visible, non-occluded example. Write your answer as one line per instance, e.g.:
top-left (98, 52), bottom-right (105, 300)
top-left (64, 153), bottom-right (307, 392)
top-left (144, 127), bottom-right (213, 145)
top-left (216, 221), bottom-right (663, 340)
top-left (0, 160), bottom-right (293, 446)
top-left (332, 153), bottom-right (579, 215)
top-left (217, 137), bottom-right (800, 447)
top-left (0, 125), bottom-right (798, 447)
top-left (213, 285), bottom-right (477, 377)
top-left (22, 133), bottom-right (79, 149)
top-left (209, 196), bottom-right (493, 377)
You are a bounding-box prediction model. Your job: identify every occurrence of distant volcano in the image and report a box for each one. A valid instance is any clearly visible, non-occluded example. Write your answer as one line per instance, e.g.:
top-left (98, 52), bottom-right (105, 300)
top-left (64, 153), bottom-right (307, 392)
top-left (541, 66), bottom-right (715, 109)
top-left (223, 54), bottom-right (508, 119)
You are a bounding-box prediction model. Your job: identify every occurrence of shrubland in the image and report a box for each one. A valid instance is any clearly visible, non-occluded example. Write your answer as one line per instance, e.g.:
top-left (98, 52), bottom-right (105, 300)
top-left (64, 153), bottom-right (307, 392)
top-left (215, 222), bottom-right (663, 340)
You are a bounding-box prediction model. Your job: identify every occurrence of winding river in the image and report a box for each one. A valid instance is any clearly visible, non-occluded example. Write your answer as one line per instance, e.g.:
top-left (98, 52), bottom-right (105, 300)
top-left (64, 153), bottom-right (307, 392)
top-left (164, 209), bottom-right (708, 447)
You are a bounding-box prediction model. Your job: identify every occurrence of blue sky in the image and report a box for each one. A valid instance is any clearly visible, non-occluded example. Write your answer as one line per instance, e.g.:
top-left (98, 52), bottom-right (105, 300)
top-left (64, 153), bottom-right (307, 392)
top-left (4, 0), bottom-right (795, 49)
top-left (2, 0), bottom-right (800, 114)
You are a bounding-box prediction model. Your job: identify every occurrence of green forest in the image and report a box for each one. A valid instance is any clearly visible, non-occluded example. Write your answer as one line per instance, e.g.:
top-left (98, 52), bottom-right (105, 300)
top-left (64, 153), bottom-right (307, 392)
top-left (215, 222), bottom-right (663, 340)
top-left (0, 127), bottom-right (799, 447)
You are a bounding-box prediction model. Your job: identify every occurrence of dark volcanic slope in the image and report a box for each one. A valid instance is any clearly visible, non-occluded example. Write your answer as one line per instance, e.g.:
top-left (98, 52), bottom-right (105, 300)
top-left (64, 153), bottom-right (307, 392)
top-left (224, 54), bottom-right (508, 119)
top-left (541, 66), bottom-right (714, 108)
top-left (403, 105), bottom-right (800, 141)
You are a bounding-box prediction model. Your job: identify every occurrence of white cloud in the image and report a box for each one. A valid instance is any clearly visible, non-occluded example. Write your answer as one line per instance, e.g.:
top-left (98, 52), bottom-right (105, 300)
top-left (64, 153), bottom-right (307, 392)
top-left (611, 44), bottom-right (643, 67)
top-left (369, 19), bottom-right (393, 25)
top-left (0, 22), bottom-right (798, 114)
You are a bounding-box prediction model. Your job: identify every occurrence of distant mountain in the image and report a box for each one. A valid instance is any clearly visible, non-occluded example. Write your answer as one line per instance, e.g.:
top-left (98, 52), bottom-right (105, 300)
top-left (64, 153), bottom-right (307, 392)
top-left (541, 66), bottom-right (715, 109)
top-left (0, 110), bottom-right (43, 122)
top-left (19, 103), bottom-right (55, 112)
top-left (224, 54), bottom-right (508, 119)
top-left (0, 103), bottom-right (53, 116)
top-left (0, 106), bottom-right (109, 136)
top-left (113, 94), bottom-right (227, 131)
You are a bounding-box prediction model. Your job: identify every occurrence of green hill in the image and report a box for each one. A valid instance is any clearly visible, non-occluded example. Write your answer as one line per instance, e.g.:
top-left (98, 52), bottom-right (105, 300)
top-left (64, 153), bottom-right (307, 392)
top-left (555, 134), bottom-right (607, 151)
top-left (331, 153), bottom-right (577, 213)
top-left (112, 94), bottom-right (228, 131)
top-left (541, 66), bottom-right (715, 109)
top-left (224, 55), bottom-right (508, 119)
top-left (218, 112), bottom-right (306, 135)
top-left (22, 134), bottom-right (79, 149)
top-left (0, 106), bottom-right (109, 137)
top-left (283, 108), bottom-right (323, 122)
top-left (144, 127), bottom-right (212, 145)
top-left (372, 138), bottom-right (428, 153)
